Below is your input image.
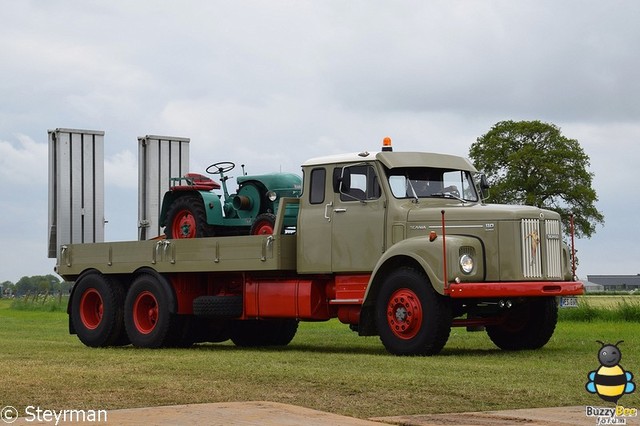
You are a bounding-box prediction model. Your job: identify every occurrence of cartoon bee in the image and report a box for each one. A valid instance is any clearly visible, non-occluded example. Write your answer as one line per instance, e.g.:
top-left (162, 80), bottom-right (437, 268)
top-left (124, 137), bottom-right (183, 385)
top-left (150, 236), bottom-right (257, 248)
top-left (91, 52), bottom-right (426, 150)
top-left (586, 340), bottom-right (636, 403)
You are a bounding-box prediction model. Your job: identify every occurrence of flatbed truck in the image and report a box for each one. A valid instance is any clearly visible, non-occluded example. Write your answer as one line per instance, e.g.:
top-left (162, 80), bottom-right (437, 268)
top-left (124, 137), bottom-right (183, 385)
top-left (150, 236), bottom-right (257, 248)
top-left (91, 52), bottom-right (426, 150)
top-left (58, 139), bottom-right (583, 355)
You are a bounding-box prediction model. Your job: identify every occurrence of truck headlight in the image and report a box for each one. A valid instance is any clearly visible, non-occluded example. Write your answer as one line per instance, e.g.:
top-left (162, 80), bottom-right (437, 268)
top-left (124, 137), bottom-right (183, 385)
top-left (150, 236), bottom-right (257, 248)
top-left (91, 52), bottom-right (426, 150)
top-left (267, 191), bottom-right (277, 202)
top-left (460, 254), bottom-right (474, 274)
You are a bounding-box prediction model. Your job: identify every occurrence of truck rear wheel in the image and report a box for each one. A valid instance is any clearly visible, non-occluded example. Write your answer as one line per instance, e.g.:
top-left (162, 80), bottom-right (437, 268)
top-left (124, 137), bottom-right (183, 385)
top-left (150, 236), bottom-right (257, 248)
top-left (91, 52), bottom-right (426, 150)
top-left (70, 273), bottom-right (127, 348)
top-left (230, 319), bottom-right (298, 347)
top-left (165, 195), bottom-right (209, 239)
top-left (376, 267), bottom-right (452, 356)
top-left (124, 273), bottom-right (180, 348)
top-left (486, 297), bottom-right (557, 351)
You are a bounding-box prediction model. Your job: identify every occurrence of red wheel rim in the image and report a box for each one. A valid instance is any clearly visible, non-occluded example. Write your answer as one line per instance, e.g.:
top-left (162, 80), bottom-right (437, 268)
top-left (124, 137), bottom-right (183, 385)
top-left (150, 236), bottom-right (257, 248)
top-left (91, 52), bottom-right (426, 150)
top-left (386, 288), bottom-right (423, 340)
top-left (253, 220), bottom-right (274, 235)
top-left (79, 288), bottom-right (103, 330)
top-left (172, 209), bottom-right (196, 238)
top-left (133, 291), bottom-right (159, 334)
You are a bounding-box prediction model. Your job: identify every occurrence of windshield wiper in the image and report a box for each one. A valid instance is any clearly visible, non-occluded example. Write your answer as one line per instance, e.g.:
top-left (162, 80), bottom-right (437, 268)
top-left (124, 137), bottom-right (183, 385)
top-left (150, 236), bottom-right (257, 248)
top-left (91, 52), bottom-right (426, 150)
top-left (431, 192), bottom-right (466, 203)
top-left (406, 179), bottom-right (419, 203)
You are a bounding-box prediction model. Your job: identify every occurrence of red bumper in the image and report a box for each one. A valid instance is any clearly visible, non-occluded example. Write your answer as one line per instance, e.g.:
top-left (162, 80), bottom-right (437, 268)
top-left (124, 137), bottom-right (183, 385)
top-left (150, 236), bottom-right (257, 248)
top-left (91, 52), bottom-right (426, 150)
top-left (445, 281), bottom-right (584, 298)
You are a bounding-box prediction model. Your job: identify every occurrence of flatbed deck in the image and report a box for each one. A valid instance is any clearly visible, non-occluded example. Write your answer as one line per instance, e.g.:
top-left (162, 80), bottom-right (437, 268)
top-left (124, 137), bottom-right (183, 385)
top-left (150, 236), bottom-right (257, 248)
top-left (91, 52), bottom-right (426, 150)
top-left (56, 234), bottom-right (297, 280)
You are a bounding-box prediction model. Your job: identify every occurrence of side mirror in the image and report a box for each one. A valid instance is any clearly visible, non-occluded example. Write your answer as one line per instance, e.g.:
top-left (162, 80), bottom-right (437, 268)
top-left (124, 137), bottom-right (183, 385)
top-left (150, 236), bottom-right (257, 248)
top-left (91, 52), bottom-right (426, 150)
top-left (477, 173), bottom-right (490, 200)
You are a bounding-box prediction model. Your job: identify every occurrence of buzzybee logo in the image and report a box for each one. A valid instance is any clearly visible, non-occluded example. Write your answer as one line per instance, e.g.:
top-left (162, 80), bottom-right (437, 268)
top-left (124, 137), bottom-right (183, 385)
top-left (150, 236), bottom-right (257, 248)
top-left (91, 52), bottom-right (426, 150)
top-left (586, 341), bottom-right (635, 403)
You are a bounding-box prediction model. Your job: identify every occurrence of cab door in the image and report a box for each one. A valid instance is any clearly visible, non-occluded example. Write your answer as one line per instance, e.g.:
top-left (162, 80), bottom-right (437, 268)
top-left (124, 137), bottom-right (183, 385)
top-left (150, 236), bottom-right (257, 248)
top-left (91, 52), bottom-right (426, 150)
top-left (330, 163), bottom-right (386, 272)
top-left (297, 162), bottom-right (387, 274)
top-left (297, 166), bottom-right (333, 273)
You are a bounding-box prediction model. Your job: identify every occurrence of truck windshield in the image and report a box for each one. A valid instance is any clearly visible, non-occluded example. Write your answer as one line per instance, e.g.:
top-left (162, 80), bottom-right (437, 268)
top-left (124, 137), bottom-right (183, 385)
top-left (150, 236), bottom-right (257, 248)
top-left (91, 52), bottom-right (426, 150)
top-left (386, 167), bottom-right (479, 202)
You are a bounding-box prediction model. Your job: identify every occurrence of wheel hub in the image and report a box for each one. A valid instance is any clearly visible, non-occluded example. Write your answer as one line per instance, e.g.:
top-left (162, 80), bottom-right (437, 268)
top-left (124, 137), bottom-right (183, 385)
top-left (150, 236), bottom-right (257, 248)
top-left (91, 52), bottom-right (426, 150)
top-left (386, 289), bottom-right (423, 340)
top-left (79, 288), bottom-right (104, 330)
top-left (133, 291), bottom-right (159, 334)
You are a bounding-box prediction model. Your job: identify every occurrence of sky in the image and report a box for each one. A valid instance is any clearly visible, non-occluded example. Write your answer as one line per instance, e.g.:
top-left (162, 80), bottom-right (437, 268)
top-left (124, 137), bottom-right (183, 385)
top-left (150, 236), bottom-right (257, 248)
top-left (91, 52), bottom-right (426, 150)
top-left (1, 1), bottom-right (639, 283)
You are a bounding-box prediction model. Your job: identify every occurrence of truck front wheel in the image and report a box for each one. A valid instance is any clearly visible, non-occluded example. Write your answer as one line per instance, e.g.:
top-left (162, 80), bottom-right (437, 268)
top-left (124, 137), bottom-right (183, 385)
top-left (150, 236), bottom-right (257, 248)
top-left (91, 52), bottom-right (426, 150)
top-left (124, 274), bottom-right (180, 348)
top-left (70, 273), bottom-right (127, 348)
top-left (376, 267), bottom-right (452, 356)
top-left (486, 297), bottom-right (557, 351)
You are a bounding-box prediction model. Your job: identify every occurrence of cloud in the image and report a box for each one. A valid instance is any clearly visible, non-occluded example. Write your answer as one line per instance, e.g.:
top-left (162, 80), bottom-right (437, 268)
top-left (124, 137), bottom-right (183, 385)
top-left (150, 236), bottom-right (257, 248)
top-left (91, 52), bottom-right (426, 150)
top-left (104, 149), bottom-right (138, 189)
top-left (0, 0), bottom-right (639, 282)
top-left (0, 135), bottom-right (48, 185)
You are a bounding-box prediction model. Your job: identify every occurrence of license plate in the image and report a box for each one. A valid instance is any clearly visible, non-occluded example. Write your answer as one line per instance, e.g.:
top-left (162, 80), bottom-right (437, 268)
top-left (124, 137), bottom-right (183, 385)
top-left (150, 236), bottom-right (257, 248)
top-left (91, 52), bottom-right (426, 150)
top-left (560, 296), bottom-right (579, 308)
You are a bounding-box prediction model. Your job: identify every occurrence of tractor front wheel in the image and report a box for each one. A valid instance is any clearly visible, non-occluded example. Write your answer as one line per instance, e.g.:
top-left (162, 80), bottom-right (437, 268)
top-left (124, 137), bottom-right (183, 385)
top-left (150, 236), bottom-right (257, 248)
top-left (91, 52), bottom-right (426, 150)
top-left (250, 213), bottom-right (276, 235)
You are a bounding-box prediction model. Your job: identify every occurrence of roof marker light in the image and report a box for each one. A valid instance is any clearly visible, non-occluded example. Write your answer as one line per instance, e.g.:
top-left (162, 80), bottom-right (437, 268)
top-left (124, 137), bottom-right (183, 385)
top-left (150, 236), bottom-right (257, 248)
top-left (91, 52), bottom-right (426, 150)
top-left (382, 137), bottom-right (393, 152)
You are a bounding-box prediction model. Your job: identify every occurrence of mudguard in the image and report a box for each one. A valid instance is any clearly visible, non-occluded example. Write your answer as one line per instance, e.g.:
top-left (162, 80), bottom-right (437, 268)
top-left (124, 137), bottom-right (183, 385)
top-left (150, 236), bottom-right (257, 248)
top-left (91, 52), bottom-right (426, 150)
top-left (159, 190), bottom-right (224, 227)
top-left (364, 234), bottom-right (485, 301)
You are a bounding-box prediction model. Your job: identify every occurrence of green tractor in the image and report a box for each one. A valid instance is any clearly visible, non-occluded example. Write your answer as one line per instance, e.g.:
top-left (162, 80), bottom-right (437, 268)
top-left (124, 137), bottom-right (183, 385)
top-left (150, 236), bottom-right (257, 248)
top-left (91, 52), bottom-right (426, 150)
top-left (160, 161), bottom-right (302, 238)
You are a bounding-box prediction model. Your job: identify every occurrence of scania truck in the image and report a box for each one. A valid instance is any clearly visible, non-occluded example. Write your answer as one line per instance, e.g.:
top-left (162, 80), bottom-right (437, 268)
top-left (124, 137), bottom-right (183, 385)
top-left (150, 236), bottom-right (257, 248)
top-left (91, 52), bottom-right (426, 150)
top-left (58, 138), bottom-right (583, 355)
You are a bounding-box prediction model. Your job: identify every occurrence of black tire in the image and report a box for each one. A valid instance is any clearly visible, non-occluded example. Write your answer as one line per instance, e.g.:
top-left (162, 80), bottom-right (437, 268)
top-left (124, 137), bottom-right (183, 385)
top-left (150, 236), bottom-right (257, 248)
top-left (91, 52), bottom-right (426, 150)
top-left (376, 267), bottom-right (452, 356)
top-left (230, 319), bottom-right (299, 347)
top-left (193, 296), bottom-right (243, 318)
top-left (70, 273), bottom-right (127, 348)
top-left (165, 195), bottom-right (209, 239)
top-left (270, 319), bottom-right (299, 346)
top-left (124, 273), bottom-right (181, 348)
top-left (486, 297), bottom-right (558, 351)
top-left (250, 213), bottom-right (277, 235)
top-left (188, 317), bottom-right (231, 343)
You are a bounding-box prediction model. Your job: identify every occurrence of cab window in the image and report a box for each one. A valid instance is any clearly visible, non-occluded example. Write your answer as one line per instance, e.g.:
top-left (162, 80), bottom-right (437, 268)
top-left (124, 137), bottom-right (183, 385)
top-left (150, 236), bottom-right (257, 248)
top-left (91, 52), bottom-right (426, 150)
top-left (333, 164), bottom-right (381, 202)
top-left (309, 168), bottom-right (326, 204)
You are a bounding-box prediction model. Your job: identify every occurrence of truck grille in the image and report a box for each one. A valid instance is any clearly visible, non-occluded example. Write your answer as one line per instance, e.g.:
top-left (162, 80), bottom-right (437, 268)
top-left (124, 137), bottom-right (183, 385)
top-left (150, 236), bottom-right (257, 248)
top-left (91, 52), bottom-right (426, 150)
top-left (520, 218), bottom-right (562, 279)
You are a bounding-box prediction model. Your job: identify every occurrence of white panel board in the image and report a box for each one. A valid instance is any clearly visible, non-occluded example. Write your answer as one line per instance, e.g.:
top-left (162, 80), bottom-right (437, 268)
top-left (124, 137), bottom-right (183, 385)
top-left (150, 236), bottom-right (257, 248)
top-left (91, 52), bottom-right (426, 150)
top-left (137, 135), bottom-right (190, 240)
top-left (48, 128), bottom-right (105, 258)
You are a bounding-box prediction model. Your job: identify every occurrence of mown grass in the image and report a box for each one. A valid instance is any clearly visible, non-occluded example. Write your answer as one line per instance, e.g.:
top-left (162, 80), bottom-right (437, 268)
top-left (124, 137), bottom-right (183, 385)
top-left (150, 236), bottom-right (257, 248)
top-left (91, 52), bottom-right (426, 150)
top-left (0, 298), bottom-right (638, 419)
top-left (559, 297), bottom-right (640, 322)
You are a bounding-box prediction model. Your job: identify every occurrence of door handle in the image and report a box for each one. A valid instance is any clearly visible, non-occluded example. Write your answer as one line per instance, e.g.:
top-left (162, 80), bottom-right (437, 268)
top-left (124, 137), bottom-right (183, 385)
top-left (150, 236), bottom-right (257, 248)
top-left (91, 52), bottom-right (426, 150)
top-left (324, 202), bottom-right (333, 222)
top-left (334, 208), bottom-right (347, 213)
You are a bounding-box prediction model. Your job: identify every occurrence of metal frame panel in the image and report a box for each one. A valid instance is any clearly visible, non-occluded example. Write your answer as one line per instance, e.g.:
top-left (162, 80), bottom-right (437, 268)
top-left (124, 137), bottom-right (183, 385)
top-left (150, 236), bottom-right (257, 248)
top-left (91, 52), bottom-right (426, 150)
top-left (137, 135), bottom-right (190, 240)
top-left (48, 128), bottom-right (105, 258)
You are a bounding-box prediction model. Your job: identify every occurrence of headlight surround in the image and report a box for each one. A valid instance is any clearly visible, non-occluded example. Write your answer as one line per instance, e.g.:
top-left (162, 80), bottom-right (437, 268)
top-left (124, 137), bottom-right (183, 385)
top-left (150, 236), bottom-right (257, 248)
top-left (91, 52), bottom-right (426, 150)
top-left (267, 191), bottom-right (277, 202)
top-left (460, 254), bottom-right (474, 274)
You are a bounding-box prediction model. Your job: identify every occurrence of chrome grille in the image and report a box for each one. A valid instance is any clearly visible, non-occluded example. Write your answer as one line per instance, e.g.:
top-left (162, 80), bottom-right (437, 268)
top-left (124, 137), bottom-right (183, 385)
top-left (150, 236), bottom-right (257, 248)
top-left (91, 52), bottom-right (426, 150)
top-left (521, 219), bottom-right (542, 278)
top-left (521, 218), bottom-right (563, 279)
top-left (544, 219), bottom-right (562, 279)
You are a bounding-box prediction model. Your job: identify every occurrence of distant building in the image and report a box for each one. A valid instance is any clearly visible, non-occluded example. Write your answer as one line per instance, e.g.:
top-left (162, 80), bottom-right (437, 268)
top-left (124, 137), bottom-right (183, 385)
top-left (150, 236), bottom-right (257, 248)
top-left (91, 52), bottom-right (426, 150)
top-left (586, 275), bottom-right (640, 292)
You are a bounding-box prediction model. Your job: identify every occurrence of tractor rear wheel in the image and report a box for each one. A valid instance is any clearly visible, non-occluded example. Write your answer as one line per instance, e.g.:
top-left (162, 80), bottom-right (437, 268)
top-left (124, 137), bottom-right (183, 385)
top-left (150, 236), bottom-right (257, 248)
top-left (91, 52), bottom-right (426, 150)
top-left (165, 195), bottom-right (209, 239)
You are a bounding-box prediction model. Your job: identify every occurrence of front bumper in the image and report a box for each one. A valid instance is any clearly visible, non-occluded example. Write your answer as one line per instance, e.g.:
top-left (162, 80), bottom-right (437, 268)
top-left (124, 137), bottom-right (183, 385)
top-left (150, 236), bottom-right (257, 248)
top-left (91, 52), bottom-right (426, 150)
top-left (445, 281), bottom-right (584, 298)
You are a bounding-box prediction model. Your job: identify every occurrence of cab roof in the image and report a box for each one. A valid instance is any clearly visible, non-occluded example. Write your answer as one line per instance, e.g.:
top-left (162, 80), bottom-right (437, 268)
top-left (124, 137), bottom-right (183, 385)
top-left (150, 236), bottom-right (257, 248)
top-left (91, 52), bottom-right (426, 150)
top-left (302, 151), bottom-right (477, 172)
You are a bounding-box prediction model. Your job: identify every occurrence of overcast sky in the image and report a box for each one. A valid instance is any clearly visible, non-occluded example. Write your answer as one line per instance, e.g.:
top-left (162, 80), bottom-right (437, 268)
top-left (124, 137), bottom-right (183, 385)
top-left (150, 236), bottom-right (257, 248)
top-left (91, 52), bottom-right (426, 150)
top-left (1, 1), bottom-right (639, 283)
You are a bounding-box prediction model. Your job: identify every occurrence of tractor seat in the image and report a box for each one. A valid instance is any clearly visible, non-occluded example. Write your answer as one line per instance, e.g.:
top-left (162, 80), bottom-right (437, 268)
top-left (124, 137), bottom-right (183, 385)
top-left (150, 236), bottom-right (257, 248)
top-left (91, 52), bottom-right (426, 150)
top-left (171, 173), bottom-right (221, 191)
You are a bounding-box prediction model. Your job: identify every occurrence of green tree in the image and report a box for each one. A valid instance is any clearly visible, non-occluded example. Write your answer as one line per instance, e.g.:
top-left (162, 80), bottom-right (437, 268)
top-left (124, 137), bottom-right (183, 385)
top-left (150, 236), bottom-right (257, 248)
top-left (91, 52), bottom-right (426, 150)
top-left (14, 275), bottom-right (61, 296)
top-left (469, 120), bottom-right (604, 238)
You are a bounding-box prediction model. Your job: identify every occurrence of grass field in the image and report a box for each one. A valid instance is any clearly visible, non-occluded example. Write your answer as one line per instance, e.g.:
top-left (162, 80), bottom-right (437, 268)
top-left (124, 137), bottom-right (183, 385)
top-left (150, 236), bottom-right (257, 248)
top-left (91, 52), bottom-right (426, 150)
top-left (0, 298), bottom-right (639, 419)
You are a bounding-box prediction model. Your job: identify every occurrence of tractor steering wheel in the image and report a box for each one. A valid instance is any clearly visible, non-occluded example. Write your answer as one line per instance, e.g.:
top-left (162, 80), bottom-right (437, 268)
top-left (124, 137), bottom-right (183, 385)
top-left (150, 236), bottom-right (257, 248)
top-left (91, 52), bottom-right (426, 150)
top-left (206, 161), bottom-right (235, 175)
